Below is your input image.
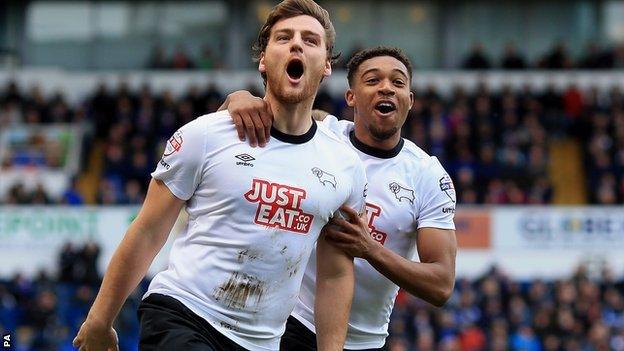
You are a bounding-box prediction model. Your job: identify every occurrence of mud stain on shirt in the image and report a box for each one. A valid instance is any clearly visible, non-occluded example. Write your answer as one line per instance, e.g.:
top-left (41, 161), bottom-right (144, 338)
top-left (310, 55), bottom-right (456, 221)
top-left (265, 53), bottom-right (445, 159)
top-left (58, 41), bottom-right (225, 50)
top-left (285, 252), bottom-right (304, 277)
top-left (214, 272), bottom-right (265, 310)
top-left (237, 249), bottom-right (262, 263)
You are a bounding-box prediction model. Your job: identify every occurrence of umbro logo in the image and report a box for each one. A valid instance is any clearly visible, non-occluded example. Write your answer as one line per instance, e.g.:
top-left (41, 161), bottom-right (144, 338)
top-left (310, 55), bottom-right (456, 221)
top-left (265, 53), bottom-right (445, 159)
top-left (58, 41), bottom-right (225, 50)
top-left (235, 154), bottom-right (255, 167)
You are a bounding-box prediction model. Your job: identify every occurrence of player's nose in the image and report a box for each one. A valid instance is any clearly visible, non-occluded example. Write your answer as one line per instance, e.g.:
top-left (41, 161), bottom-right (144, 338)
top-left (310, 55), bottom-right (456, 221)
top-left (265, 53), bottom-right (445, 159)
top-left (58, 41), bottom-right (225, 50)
top-left (290, 33), bottom-right (304, 54)
top-left (378, 79), bottom-right (395, 95)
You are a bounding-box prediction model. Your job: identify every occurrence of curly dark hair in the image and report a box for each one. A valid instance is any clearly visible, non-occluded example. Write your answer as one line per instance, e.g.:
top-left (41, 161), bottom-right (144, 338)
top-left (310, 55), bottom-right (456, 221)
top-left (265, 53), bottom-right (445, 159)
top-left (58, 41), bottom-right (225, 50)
top-left (346, 46), bottom-right (413, 87)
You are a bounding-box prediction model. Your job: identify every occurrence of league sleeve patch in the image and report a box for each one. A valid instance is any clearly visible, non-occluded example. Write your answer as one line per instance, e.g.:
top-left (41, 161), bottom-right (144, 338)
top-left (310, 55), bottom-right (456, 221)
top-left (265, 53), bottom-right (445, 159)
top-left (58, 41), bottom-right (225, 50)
top-left (163, 130), bottom-right (184, 157)
top-left (439, 174), bottom-right (456, 203)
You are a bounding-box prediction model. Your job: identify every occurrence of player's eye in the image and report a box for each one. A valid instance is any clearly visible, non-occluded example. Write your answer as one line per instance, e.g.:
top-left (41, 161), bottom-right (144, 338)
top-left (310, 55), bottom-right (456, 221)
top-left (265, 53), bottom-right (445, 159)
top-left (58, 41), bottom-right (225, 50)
top-left (394, 79), bottom-right (406, 86)
top-left (305, 37), bottom-right (319, 45)
top-left (366, 78), bottom-right (379, 84)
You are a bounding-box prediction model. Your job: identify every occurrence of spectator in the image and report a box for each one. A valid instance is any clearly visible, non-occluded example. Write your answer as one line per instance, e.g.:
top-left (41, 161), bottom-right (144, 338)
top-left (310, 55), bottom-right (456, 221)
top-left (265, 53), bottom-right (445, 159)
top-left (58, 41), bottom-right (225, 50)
top-left (538, 41), bottom-right (573, 69)
top-left (198, 45), bottom-right (217, 69)
top-left (170, 45), bottom-right (195, 70)
top-left (61, 178), bottom-right (84, 205)
top-left (606, 43), bottom-right (624, 68)
top-left (76, 243), bottom-right (100, 286)
top-left (30, 183), bottom-right (52, 204)
top-left (501, 42), bottom-right (527, 69)
top-left (58, 243), bottom-right (78, 283)
top-left (563, 83), bottom-right (584, 120)
top-left (510, 325), bottom-right (541, 351)
top-left (146, 45), bottom-right (168, 69)
top-left (579, 42), bottom-right (609, 69)
top-left (5, 183), bottom-right (31, 204)
top-left (462, 42), bottom-right (491, 69)
top-left (2, 80), bottom-right (23, 105)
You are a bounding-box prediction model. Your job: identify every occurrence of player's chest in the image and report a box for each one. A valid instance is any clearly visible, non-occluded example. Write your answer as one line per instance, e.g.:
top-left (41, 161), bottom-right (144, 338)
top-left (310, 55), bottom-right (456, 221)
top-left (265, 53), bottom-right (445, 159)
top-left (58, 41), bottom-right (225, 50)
top-left (362, 165), bottom-right (418, 247)
top-left (201, 143), bottom-right (353, 225)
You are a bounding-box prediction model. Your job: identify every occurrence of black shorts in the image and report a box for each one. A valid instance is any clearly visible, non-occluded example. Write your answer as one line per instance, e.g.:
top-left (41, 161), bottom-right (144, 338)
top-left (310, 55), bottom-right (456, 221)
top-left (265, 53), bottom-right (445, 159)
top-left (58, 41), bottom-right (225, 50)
top-left (138, 293), bottom-right (248, 351)
top-left (279, 316), bottom-right (388, 351)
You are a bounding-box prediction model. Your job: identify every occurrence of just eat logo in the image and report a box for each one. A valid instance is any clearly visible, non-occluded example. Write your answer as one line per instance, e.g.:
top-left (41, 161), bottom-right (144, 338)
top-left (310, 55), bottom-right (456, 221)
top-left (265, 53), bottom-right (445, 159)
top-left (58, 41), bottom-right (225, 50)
top-left (244, 179), bottom-right (314, 234)
top-left (366, 203), bottom-right (387, 245)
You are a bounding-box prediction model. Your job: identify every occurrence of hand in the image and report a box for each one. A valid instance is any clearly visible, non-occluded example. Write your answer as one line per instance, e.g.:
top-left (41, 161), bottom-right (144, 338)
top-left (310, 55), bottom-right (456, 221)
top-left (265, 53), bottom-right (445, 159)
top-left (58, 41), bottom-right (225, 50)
top-left (72, 318), bottom-right (120, 351)
top-left (324, 205), bottom-right (379, 259)
top-left (227, 90), bottom-right (273, 147)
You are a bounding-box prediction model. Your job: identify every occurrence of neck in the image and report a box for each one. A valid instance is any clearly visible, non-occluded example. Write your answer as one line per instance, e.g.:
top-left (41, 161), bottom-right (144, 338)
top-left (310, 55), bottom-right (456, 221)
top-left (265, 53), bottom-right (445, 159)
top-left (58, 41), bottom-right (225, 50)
top-left (264, 90), bottom-right (314, 135)
top-left (353, 116), bottom-right (402, 150)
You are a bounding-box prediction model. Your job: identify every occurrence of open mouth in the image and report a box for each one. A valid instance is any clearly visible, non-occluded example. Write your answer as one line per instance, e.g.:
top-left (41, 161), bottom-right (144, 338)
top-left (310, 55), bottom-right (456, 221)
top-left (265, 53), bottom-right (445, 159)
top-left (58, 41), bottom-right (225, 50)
top-left (286, 59), bottom-right (304, 81)
top-left (375, 101), bottom-right (397, 114)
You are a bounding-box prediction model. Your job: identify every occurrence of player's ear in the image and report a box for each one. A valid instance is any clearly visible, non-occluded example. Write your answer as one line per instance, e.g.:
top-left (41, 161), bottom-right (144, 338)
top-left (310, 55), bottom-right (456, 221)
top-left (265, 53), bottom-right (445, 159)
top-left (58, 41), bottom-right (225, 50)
top-left (323, 57), bottom-right (332, 78)
top-left (258, 52), bottom-right (266, 74)
top-left (345, 89), bottom-right (355, 107)
top-left (409, 90), bottom-right (414, 109)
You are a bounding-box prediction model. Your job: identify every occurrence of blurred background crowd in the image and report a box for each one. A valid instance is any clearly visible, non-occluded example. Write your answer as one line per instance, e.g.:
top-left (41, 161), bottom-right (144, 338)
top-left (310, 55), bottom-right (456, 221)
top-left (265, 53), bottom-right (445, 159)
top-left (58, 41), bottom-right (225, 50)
top-left (147, 40), bottom-right (624, 71)
top-left (2, 78), bottom-right (623, 206)
top-left (2, 244), bottom-right (623, 351)
top-left (2, 1), bottom-right (624, 350)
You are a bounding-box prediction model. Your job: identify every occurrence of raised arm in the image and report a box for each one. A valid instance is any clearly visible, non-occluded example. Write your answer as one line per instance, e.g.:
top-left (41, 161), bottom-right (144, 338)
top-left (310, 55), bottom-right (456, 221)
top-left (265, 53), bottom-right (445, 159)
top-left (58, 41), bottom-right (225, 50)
top-left (73, 179), bottom-right (185, 350)
top-left (315, 231), bottom-right (354, 350)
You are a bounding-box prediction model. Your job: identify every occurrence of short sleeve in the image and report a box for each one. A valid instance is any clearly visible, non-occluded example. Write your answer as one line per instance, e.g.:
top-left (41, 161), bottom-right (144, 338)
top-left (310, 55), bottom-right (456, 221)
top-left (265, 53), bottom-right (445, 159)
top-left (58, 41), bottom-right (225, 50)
top-left (151, 118), bottom-right (206, 200)
top-left (416, 157), bottom-right (456, 230)
top-left (319, 114), bottom-right (353, 140)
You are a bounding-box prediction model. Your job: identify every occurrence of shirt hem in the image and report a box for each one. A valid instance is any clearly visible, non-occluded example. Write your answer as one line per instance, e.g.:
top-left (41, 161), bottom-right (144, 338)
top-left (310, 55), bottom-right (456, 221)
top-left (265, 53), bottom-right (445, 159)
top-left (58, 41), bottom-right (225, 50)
top-left (291, 312), bottom-right (316, 333)
top-left (417, 220), bottom-right (455, 230)
top-left (344, 339), bottom-right (387, 350)
top-left (291, 313), bottom-right (387, 350)
top-left (151, 174), bottom-right (192, 201)
top-left (143, 290), bottom-right (279, 351)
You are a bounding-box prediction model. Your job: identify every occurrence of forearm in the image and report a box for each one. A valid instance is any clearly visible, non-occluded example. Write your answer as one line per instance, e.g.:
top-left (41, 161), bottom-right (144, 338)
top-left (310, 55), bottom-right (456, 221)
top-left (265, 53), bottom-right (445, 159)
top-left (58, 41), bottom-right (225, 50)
top-left (315, 273), bottom-right (353, 350)
top-left (365, 243), bottom-right (454, 307)
top-left (315, 238), bottom-right (354, 350)
top-left (87, 222), bottom-right (169, 325)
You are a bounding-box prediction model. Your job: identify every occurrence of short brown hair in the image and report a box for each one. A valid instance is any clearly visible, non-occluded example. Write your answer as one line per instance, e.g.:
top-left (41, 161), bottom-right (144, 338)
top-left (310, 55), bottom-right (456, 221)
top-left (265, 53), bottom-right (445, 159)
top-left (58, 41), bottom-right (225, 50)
top-left (347, 46), bottom-right (413, 87)
top-left (253, 0), bottom-right (339, 71)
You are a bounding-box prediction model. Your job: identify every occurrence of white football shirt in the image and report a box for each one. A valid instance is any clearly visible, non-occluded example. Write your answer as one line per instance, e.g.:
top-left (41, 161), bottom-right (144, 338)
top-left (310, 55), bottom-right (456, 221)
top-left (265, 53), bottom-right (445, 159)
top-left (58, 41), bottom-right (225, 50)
top-left (145, 111), bottom-right (367, 351)
top-left (292, 116), bottom-right (456, 349)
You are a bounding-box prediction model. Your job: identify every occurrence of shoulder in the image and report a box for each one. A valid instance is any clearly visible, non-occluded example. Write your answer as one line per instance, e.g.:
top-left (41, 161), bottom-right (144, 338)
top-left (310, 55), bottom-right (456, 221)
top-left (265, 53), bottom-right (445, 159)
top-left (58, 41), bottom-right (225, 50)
top-left (400, 139), bottom-right (432, 162)
top-left (400, 140), bottom-right (451, 184)
top-left (197, 110), bottom-right (236, 132)
top-left (316, 121), bottom-right (361, 165)
top-left (181, 111), bottom-right (238, 144)
top-left (318, 114), bottom-right (353, 140)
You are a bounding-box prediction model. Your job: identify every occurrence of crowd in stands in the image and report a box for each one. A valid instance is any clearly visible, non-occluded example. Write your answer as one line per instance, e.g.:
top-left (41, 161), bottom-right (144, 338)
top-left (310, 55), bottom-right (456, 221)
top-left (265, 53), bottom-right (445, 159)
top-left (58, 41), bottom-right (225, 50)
top-left (1, 242), bottom-right (623, 350)
top-left (462, 41), bottom-right (624, 70)
top-left (0, 242), bottom-right (146, 351)
top-left (1, 78), bottom-right (623, 205)
top-left (386, 265), bottom-right (624, 351)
